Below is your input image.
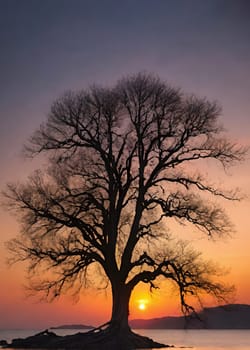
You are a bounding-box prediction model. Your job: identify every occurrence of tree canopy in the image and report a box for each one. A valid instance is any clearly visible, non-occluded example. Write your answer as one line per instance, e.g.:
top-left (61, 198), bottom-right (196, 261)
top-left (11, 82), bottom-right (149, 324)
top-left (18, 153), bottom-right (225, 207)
top-left (4, 73), bottom-right (244, 331)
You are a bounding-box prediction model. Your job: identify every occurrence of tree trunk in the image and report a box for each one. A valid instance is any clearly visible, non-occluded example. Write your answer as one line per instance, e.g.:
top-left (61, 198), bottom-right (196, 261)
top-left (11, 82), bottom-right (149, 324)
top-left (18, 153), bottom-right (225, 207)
top-left (6, 281), bottom-right (168, 348)
top-left (110, 282), bottom-right (132, 333)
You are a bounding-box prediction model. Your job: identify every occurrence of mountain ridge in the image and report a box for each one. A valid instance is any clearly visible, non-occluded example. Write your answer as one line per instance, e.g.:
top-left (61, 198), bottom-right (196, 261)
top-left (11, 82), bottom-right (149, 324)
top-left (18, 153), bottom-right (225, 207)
top-left (49, 304), bottom-right (250, 330)
top-left (50, 324), bottom-right (94, 330)
top-left (130, 304), bottom-right (250, 329)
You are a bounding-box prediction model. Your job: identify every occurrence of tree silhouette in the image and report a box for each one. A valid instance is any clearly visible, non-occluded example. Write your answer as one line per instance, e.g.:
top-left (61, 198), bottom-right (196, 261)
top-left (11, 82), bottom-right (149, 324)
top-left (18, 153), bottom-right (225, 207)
top-left (4, 73), bottom-right (244, 348)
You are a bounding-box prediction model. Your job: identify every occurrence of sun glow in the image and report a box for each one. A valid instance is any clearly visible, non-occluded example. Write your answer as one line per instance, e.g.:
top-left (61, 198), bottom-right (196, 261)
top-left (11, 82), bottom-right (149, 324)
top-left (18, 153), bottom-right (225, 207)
top-left (137, 299), bottom-right (148, 311)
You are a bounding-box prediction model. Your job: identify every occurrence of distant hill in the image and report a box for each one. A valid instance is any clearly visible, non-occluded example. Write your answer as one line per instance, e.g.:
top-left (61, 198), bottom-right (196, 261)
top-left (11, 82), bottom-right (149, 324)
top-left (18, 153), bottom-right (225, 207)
top-left (130, 304), bottom-right (250, 329)
top-left (50, 324), bottom-right (94, 330)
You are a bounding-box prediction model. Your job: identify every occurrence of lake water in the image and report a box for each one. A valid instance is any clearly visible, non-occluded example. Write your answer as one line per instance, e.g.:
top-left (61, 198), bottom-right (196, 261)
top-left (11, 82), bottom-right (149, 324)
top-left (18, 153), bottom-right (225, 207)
top-left (0, 328), bottom-right (250, 349)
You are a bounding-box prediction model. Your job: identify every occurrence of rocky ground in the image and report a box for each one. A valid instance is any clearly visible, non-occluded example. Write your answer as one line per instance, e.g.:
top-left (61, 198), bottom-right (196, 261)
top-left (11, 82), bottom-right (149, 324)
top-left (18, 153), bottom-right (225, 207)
top-left (1, 328), bottom-right (172, 349)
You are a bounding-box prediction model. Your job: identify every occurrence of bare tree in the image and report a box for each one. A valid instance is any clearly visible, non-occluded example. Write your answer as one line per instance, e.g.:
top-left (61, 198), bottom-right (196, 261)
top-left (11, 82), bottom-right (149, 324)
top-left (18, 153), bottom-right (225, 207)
top-left (4, 73), bottom-right (244, 346)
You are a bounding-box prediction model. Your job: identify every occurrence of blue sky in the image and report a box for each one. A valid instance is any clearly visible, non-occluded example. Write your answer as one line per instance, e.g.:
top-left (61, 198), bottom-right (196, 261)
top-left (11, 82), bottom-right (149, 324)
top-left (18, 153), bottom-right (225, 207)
top-left (1, 1), bottom-right (249, 159)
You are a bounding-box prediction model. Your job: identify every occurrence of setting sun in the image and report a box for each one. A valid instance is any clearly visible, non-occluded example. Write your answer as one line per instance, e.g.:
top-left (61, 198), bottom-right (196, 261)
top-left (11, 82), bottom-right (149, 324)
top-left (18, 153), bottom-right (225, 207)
top-left (138, 302), bottom-right (146, 310)
top-left (137, 299), bottom-right (148, 311)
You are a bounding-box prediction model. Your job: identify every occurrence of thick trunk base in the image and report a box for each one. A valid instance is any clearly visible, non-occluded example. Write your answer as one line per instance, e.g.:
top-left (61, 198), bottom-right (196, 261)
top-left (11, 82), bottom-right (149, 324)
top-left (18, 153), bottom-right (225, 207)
top-left (4, 325), bottom-right (172, 349)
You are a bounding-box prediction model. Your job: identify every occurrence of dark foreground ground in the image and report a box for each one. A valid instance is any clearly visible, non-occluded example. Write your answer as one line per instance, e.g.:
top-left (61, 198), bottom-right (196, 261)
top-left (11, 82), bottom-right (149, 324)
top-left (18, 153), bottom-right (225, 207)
top-left (0, 328), bottom-right (172, 350)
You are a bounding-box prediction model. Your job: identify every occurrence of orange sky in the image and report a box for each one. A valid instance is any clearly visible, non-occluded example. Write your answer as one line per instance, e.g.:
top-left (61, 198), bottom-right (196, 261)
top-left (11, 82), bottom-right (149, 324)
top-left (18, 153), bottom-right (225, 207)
top-left (0, 159), bottom-right (250, 329)
top-left (0, 0), bottom-right (250, 330)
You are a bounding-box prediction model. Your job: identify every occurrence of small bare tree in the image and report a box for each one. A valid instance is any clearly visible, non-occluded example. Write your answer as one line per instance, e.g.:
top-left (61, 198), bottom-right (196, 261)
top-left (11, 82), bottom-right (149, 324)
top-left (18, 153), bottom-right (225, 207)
top-left (4, 73), bottom-right (244, 347)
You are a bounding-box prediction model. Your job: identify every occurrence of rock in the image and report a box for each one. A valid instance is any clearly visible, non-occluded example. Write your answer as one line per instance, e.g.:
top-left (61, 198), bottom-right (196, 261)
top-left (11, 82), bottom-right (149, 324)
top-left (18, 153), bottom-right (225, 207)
top-left (0, 339), bottom-right (8, 347)
top-left (8, 327), bottom-right (169, 349)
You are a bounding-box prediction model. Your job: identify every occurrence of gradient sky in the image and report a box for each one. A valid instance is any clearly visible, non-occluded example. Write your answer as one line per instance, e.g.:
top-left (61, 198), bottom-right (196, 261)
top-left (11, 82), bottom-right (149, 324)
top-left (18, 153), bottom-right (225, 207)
top-left (0, 0), bottom-right (250, 329)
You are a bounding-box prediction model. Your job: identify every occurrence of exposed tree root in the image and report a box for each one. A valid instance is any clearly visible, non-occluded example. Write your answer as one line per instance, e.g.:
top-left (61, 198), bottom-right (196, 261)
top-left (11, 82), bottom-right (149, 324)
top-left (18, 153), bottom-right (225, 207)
top-left (4, 324), bottom-right (172, 349)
